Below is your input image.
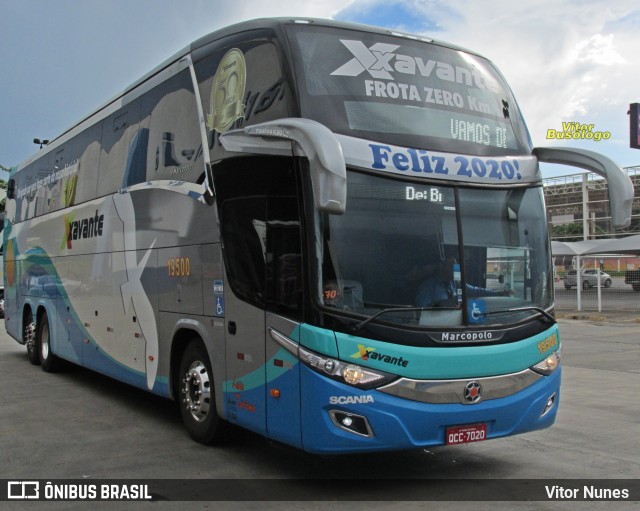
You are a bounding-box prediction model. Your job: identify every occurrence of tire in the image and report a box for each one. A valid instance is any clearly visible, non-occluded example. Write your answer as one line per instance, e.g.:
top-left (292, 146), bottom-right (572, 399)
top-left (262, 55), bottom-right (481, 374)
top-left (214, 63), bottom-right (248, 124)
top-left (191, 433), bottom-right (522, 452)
top-left (24, 310), bottom-right (39, 365)
top-left (38, 311), bottom-right (61, 372)
top-left (582, 280), bottom-right (590, 290)
top-left (604, 279), bottom-right (612, 288)
top-left (178, 339), bottom-right (225, 445)
top-left (564, 284), bottom-right (571, 290)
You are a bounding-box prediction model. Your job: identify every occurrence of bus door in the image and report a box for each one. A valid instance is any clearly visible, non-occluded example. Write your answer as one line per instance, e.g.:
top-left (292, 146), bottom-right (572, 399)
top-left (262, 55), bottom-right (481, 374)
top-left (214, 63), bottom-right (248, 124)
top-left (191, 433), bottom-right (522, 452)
top-left (218, 165), bottom-right (304, 444)
top-left (263, 211), bottom-right (304, 449)
top-left (223, 287), bottom-right (268, 434)
top-left (221, 196), bottom-right (268, 434)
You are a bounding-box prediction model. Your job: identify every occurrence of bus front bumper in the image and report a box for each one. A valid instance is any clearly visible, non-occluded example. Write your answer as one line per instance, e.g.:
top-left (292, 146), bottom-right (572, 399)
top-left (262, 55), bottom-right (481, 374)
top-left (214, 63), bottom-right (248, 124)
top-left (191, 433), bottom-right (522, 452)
top-left (299, 364), bottom-right (561, 454)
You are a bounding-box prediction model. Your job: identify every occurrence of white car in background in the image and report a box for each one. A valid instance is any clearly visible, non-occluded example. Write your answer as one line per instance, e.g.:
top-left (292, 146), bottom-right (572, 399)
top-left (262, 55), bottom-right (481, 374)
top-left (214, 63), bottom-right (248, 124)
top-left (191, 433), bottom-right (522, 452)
top-left (564, 269), bottom-right (612, 290)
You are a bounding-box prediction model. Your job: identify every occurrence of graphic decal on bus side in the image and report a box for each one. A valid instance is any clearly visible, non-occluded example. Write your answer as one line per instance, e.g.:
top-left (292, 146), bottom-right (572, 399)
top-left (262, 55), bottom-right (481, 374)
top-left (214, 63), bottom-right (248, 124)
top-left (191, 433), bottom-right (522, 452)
top-left (113, 192), bottom-right (159, 390)
top-left (5, 238), bottom-right (169, 396)
top-left (61, 210), bottom-right (105, 250)
top-left (206, 48), bottom-right (247, 134)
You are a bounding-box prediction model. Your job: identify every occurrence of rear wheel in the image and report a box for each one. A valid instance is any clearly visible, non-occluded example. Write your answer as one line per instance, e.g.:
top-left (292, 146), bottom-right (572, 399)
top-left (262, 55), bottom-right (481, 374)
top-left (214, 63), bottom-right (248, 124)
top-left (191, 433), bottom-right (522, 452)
top-left (178, 339), bottom-right (225, 444)
top-left (24, 310), bottom-right (39, 365)
top-left (582, 280), bottom-right (590, 290)
top-left (38, 311), bottom-right (61, 372)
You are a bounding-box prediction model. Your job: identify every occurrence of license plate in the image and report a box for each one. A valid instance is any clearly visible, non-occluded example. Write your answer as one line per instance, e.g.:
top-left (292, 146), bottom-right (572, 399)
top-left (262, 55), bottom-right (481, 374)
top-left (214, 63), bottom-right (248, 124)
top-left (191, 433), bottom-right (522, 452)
top-left (446, 423), bottom-right (488, 445)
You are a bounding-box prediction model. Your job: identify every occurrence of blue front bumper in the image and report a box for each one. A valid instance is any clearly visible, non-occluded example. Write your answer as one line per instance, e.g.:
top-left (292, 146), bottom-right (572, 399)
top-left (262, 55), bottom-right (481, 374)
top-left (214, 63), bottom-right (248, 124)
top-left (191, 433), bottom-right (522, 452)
top-left (299, 364), bottom-right (561, 454)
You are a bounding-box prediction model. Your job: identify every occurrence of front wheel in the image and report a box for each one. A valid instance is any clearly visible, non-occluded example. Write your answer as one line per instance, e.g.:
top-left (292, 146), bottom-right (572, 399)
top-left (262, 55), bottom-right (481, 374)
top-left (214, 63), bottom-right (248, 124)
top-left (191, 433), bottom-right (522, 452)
top-left (178, 339), bottom-right (225, 445)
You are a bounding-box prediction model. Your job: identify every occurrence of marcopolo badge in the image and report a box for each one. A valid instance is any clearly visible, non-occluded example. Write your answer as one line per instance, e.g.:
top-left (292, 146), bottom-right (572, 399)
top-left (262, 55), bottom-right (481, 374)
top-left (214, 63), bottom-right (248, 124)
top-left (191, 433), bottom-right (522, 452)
top-left (207, 48), bottom-right (246, 133)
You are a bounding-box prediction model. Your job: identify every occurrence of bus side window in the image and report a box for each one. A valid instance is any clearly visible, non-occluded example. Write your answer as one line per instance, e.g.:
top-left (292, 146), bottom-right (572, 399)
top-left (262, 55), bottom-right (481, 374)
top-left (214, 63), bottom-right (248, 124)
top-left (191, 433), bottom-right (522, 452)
top-left (216, 158), bottom-right (303, 317)
top-left (221, 197), bottom-right (267, 307)
top-left (97, 100), bottom-right (142, 196)
top-left (144, 69), bottom-right (203, 184)
top-left (266, 197), bottom-right (303, 317)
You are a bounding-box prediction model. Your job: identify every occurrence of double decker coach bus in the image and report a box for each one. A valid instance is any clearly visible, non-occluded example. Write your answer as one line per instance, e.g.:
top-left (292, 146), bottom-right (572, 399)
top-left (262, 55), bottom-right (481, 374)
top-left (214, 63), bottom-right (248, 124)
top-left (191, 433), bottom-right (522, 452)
top-left (4, 18), bottom-right (633, 453)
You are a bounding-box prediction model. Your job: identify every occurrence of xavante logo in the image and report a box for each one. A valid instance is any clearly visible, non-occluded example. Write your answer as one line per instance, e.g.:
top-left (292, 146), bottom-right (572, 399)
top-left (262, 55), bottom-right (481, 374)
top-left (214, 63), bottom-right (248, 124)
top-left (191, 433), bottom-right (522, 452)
top-left (331, 40), bottom-right (498, 92)
top-left (62, 210), bottom-right (105, 249)
top-left (350, 344), bottom-right (409, 368)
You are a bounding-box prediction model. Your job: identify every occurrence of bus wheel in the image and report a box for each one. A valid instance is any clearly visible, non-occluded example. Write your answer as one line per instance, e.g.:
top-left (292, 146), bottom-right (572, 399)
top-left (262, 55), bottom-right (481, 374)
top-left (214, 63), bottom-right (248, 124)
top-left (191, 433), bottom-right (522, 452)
top-left (25, 311), bottom-right (39, 365)
top-left (38, 311), bottom-right (61, 372)
top-left (179, 339), bottom-right (224, 444)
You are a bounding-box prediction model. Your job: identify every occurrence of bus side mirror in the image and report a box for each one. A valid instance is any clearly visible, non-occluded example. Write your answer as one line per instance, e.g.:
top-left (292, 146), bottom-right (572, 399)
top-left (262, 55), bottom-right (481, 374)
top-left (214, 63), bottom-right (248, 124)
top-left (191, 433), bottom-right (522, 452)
top-left (220, 118), bottom-right (347, 214)
top-left (534, 147), bottom-right (634, 228)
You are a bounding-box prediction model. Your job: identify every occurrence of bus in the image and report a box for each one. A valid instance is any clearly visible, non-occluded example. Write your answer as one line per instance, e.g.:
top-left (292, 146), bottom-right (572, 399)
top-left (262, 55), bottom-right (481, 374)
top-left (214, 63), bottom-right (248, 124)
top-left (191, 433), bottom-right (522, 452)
top-left (4, 18), bottom-right (633, 453)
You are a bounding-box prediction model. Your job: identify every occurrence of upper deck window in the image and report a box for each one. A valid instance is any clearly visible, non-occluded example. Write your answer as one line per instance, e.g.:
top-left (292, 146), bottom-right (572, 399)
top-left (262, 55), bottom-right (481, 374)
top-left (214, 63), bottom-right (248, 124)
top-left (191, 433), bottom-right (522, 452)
top-left (286, 25), bottom-right (532, 156)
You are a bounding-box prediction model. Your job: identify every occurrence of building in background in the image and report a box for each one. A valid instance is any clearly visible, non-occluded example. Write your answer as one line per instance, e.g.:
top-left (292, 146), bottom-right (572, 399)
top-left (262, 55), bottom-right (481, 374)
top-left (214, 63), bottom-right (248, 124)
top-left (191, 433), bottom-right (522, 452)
top-left (544, 165), bottom-right (640, 242)
top-left (545, 166), bottom-right (640, 301)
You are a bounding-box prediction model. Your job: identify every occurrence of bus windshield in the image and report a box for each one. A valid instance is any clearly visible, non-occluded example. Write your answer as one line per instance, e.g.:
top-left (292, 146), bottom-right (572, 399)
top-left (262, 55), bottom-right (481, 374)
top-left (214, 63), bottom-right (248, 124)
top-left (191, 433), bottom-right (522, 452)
top-left (316, 171), bottom-right (552, 328)
top-left (286, 25), bottom-right (532, 156)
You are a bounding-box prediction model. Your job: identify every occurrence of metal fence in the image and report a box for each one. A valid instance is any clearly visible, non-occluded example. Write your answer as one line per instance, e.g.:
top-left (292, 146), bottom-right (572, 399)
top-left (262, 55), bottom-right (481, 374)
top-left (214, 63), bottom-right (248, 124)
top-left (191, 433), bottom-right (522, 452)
top-left (546, 166), bottom-right (640, 312)
top-left (554, 256), bottom-right (640, 312)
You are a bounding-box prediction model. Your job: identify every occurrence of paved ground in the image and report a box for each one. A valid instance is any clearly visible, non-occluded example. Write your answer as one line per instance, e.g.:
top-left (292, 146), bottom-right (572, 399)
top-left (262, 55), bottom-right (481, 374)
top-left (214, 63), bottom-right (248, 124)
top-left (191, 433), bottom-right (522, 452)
top-left (1, 316), bottom-right (639, 510)
top-left (554, 277), bottom-right (640, 312)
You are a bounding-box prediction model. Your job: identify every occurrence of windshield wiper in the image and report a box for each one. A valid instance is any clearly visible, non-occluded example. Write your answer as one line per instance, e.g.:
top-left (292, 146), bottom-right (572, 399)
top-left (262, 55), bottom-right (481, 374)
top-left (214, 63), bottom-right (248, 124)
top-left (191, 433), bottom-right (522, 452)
top-left (482, 306), bottom-right (556, 324)
top-left (351, 306), bottom-right (454, 333)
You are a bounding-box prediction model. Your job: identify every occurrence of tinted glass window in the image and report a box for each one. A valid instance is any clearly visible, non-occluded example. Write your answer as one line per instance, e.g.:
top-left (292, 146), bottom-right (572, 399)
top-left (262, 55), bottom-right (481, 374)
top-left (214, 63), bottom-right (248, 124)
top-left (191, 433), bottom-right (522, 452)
top-left (286, 25), bottom-right (532, 156)
top-left (194, 40), bottom-right (291, 156)
top-left (216, 157), bottom-right (303, 317)
top-left (143, 69), bottom-right (204, 185)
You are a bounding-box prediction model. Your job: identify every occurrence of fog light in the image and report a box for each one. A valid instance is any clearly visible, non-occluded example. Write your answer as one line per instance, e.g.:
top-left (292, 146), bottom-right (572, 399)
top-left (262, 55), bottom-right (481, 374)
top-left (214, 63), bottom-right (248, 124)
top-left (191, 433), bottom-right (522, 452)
top-left (541, 392), bottom-right (556, 417)
top-left (329, 410), bottom-right (374, 438)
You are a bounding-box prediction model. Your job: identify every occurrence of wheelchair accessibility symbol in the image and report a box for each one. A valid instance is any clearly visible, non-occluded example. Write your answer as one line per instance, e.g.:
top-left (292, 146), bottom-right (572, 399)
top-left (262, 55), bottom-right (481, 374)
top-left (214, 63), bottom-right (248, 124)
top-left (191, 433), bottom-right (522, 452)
top-left (468, 300), bottom-right (486, 324)
top-left (213, 280), bottom-right (225, 317)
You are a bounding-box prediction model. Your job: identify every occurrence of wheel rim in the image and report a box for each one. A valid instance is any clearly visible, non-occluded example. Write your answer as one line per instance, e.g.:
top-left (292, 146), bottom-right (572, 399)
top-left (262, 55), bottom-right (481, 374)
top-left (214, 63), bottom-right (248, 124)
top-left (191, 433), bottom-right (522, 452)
top-left (182, 361), bottom-right (211, 422)
top-left (40, 321), bottom-right (50, 360)
top-left (25, 321), bottom-right (36, 353)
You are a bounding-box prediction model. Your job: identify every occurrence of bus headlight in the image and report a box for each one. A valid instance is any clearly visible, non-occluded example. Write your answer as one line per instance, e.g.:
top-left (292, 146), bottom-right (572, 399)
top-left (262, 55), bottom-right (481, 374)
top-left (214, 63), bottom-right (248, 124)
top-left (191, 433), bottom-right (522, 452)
top-left (299, 346), bottom-right (396, 390)
top-left (531, 350), bottom-right (561, 376)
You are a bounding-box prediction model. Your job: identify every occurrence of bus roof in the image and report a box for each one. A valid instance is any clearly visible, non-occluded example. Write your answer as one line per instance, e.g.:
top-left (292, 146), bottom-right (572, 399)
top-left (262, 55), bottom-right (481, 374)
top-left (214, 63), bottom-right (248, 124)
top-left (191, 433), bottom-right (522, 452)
top-left (15, 17), bottom-right (479, 172)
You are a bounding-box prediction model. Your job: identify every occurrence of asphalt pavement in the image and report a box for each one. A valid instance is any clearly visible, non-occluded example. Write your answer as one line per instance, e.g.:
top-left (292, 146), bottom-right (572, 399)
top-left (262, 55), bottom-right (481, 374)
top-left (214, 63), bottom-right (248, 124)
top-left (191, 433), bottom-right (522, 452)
top-left (1, 317), bottom-right (639, 510)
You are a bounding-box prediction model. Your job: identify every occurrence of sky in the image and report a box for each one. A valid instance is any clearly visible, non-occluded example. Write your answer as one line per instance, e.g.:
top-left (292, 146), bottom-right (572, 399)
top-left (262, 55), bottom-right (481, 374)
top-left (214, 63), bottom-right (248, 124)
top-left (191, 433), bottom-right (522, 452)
top-left (2, 0), bottom-right (639, 179)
